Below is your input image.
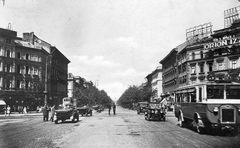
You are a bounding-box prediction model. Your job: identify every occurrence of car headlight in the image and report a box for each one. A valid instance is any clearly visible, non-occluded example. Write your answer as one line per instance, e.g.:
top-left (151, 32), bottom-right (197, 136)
top-left (213, 107), bottom-right (219, 115)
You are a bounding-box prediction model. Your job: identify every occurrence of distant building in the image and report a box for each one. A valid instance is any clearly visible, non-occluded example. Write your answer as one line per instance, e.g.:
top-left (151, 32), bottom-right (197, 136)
top-left (68, 73), bottom-right (86, 106)
top-left (145, 66), bottom-right (163, 102)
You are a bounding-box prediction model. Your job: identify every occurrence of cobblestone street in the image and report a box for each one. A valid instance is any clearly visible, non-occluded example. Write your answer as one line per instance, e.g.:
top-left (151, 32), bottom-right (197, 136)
top-left (1, 107), bottom-right (240, 148)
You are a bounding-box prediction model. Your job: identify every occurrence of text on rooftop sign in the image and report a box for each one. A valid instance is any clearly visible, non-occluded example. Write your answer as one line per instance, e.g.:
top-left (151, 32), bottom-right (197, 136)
top-left (204, 37), bottom-right (240, 50)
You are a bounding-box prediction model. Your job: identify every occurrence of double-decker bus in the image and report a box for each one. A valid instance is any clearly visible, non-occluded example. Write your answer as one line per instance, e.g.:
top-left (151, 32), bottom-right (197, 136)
top-left (174, 81), bottom-right (240, 134)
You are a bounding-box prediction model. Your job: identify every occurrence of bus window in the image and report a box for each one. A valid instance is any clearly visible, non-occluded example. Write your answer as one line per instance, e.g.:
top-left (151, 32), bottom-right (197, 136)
top-left (183, 93), bottom-right (190, 102)
top-left (199, 87), bottom-right (202, 102)
top-left (190, 92), bottom-right (196, 102)
top-left (226, 85), bottom-right (240, 99)
top-left (207, 85), bottom-right (224, 99)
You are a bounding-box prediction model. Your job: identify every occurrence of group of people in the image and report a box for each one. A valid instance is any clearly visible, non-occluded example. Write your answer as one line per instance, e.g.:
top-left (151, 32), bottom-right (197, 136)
top-left (4, 105), bottom-right (11, 116)
top-left (108, 103), bottom-right (116, 115)
top-left (42, 105), bottom-right (55, 122)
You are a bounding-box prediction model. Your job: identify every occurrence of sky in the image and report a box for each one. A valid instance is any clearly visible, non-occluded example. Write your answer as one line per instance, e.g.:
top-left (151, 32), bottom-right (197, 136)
top-left (0, 0), bottom-right (239, 101)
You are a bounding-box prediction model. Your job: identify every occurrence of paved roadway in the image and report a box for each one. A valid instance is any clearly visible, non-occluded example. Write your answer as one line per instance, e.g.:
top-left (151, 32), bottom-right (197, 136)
top-left (0, 107), bottom-right (240, 148)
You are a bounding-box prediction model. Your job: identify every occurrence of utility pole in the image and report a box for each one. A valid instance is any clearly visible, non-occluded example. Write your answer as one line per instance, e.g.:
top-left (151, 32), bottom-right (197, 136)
top-left (44, 56), bottom-right (48, 106)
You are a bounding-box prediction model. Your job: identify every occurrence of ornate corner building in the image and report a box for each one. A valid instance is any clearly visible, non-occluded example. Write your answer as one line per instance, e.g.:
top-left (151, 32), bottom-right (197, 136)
top-left (160, 6), bottom-right (240, 101)
top-left (0, 28), bottom-right (70, 112)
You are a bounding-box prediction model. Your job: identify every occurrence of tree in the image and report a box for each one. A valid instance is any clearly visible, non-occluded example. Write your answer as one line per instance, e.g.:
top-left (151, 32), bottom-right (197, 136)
top-left (117, 84), bottom-right (155, 109)
top-left (74, 85), bottom-right (112, 107)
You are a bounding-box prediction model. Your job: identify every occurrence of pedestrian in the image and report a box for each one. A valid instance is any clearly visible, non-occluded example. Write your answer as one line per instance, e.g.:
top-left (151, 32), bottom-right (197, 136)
top-left (112, 103), bottom-right (116, 115)
top-left (6, 105), bottom-right (11, 116)
top-left (26, 106), bottom-right (29, 114)
top-left (4, 106), bottom-right (6, 117)
top-left (23, 106), bottom-right (27, 115)
top-left (50, 105), bottom-right (55, 122)
top-left (108, 104), bottom-right (111, 115)
top-left (42, 106), bottom-right (48, 121)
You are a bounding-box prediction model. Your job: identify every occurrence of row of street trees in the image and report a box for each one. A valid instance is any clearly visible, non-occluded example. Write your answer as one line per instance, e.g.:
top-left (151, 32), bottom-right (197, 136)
top-left (117, 85), bottom-right (155, 109)
top-left (74, 84), bottom-right (113, 107)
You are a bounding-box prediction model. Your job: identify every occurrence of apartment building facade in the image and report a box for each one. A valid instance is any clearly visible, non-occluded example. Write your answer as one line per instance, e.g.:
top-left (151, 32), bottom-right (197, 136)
top-left (0, 28), bottom-right (70, 111)
top-left (145, 66), bottom-right (163, 102)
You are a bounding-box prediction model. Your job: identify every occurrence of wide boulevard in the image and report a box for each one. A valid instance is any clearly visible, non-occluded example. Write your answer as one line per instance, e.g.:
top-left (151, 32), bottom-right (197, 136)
top-left (0, 107), bottom-right (240, 148)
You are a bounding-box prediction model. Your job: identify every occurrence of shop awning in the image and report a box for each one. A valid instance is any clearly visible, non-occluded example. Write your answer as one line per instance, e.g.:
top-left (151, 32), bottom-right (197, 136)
top-left (0, 100), bottom-right (6, 105)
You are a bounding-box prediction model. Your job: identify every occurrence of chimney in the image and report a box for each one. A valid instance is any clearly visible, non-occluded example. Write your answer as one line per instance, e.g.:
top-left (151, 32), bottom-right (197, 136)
top-left (23, 32), bottom-right (34, 44)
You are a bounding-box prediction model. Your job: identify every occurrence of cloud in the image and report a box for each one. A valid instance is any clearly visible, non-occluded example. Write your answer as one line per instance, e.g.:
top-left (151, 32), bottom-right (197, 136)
top-left (111, 68), bottom-right (145, 78)
top-left (72, 55), bottom-right (122, 67)
top-left (114, 36), bottom-right (139, 49)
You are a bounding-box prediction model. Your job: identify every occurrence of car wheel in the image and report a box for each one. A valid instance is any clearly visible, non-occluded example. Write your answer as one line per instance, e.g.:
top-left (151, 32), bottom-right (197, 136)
top-left (163, 116), bottom-right (166, 121)
top-left (178, 114), bottom-right (184, 127)
top-left (147, 114), bottom-right (151, 121)
top-left (196, 124), bottom-right (205, 134)
top-left (196, 120), bottom-right (205, 134)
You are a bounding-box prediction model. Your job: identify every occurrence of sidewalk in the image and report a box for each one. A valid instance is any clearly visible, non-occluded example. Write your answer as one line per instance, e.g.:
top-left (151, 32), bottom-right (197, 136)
top-left (0, 111), bottom-right (42, 118)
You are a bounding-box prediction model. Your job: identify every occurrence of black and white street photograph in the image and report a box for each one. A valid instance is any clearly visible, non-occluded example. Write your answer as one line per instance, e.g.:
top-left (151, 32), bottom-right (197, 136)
top-left (1, 0), bottom-right (240, 148)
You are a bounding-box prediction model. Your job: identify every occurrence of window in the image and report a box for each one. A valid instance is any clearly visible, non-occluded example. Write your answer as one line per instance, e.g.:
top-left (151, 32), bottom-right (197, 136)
top-left (207, 85), bottom-right (224, 99)
top-left (218, 62), bottom-right (223, 70)
top-left (34, 67), bottom-right (38, 75)
top-left (16, 80), bottom-right (21, 88)
top-left (191, 66), bottom-right (196, 74)
top-left (17, 65), bottom-right (21, 74)
top-left (190, 92), bottom-right (196, 102)
top-left (25, 80), bottom-right (29, 89)
top-left (5, 79), bottom-right (11, 88)
top-left (192, 52), bottom-right (195, 60)
top-left (26, 53), bottom-right (29, 60)
top-left (0, 46), bottom-right (3, 56)
top-left (198, 87), bottom-right (202, 102)
top-left (200, 51), bottom-right (204, 59)
top-left (199, 64), bottom-right (204, 73)
top-left (6, 64), bottom-right (10, 72)
top-left (231, 60), bottom-right (237, 69)
top-left (6, 38), bottom-right (11, 44)
top-left (17, 52), bottom-right (21, 59)
top-left (7, 50), bottom-right (11, 57)
top-left (208, 63), bottom-right (213, 72)
top-left (226, 85), bottom-right (240, 99)
top-left (25, 66), bottom-right (29, 74)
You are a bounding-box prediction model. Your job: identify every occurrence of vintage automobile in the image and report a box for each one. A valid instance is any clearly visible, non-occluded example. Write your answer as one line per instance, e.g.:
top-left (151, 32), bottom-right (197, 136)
top-left (54, 105), bottom-right (79, 124)
top-left (77, 106), bottom-right (93, 116)
top-left (92, 105), bottom-right (104, 113)
top-left (54, 97), bottom-right (79, 124)
top-left (144, 102), bottom-right (166, 121)
top-left (137, 102), bottom-right (149, 114)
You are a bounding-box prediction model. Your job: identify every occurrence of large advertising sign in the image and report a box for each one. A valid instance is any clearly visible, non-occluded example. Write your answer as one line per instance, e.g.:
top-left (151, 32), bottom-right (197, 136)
top-left (204, 36), bottom-right (240, 50)
top-left (186, 22), bottom-right (212, 45)
top-left (224, 6), bottom-right (240, 28)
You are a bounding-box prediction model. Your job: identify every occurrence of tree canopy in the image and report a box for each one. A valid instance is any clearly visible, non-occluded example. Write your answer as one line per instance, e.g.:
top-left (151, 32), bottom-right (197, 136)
top-left (74, 84), bottom-right (113, 108)
top-left (117, 84), bottom-right (154, 109)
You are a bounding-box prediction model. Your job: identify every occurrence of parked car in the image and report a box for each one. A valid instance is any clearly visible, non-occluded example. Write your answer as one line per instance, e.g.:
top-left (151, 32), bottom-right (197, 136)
top-left (77, 106), bottom-right (93, 116)
top-left (92, 105), bottom-right (104, 113)
top-left (137, 102), bottom-right (149, 114)
top-left (54, 105), bottom-right (79, 124)
top-left (145, 102), bottom-right (166, 121)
